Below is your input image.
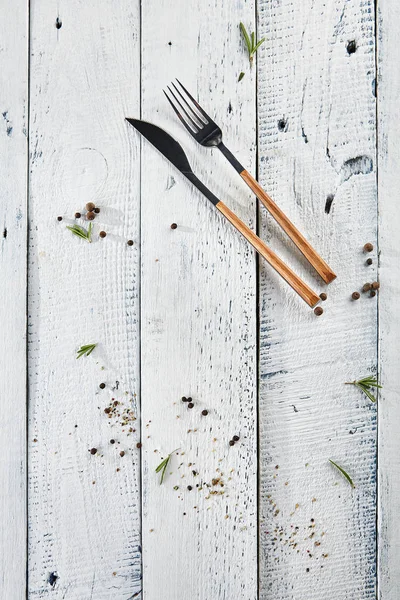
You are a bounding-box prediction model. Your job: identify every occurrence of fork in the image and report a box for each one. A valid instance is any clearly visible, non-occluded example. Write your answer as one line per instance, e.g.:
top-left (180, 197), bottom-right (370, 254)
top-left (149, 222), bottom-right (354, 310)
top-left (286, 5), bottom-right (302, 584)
top-left (164, 79), bottom-right (336, 285)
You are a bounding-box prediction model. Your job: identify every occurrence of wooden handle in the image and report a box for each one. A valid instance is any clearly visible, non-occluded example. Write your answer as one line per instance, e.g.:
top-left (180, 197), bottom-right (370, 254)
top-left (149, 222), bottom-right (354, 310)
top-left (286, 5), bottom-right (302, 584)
top-left (216, 201), bottom-right (320, 307)
top-left (240, 170), bottom-right (336, 284)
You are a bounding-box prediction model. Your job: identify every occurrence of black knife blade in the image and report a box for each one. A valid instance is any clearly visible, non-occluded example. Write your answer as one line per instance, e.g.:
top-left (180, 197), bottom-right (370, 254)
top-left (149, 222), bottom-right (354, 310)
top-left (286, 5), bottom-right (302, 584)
top-left (125, 118), bottom-right (219, 206)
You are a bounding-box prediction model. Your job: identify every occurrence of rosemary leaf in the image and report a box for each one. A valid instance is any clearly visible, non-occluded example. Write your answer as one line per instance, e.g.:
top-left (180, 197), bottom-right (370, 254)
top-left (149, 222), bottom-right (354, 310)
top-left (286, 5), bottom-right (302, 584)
top-left (66, 222), bottom-right (93, 243)
top-left (238, 71), bottom-right (245, 82)
top-left (345, 375), bottom-right (381, 402)
top-left (155, 448), bottom-right (179, 484)
top-left (329, 459), bottom-right (355, 488)
top-left (76, 343), bottom-right (97, 359)
top-left (239, 22), bottom-right (252, 55)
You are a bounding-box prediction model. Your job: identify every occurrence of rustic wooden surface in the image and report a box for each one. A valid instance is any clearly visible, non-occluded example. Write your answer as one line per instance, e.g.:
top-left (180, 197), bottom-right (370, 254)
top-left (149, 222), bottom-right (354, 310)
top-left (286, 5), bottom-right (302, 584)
top-left (0, 0), bottom-right (397, 598)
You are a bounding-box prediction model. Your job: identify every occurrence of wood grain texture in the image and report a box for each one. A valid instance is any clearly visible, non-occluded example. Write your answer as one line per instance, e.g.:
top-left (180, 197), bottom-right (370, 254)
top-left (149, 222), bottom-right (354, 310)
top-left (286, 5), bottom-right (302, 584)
top-left (0, 2), bottom-right (28, 598)
top-left (240, 169), bottom-right (337, 283)
top-left (216, 200), bottom-right (320, 306)
top-left (28, 1), bottom-right (142, 598)
top-left (140, 1), bottom-right (258, 598)
top-left (377, 1), bottom-right (400, 597)
top-left (257, 0), bottom-right (377, 597)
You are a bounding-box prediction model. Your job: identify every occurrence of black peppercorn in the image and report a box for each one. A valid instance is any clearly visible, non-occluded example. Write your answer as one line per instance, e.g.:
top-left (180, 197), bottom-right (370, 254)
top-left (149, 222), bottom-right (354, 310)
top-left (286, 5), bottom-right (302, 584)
top-left (229, 440), bottom-right (235, 446)
top-left (319, 293), bottom-right (327, 301)
top-left (99, 231), bottom-right (106, 238)
top-left (364, 242), bottom-right (373, 252)
top-left (362, 283), bottom-right (372, 293)
top-left (366, 258), bottom-right (373, 266)
top-left (87, 211), bottom-right (95, 220)
top-left (170, 223), bottom-right (177, 229)
top-left (187, 485), bottom-right (192, 491)
top-left (136, 442), bottom-right (142, 448)
top-left (372, 281), bottom-right (380, 290)
top-left (370, 290), bottom-right (376, 297)
top-left (57, 216), bottom-right (63, 221)
top-left (201, 409), bottom-right (208, 416)
top-left (90, 448), bottom-right (97, 455)
top-left (314, 306), bottom-right (323, 316)
top-left (120, 451), bottom-right (125, 457)
top-left (188, 402), bottom-right (194, 409)
top-left (110, 439), bottom-right (115, 444)
top-left (181, 396), bottom-right (188, 402)
top-left (99, 382), bottom-right (106, 389)
top-left (75, 212), bottom-right (81, 219)
top-left (127, 240), bottom-right (134, 246)
top-left (233, 435), bottom-right (240, 442)
top-left (352, 292), bottom-right (360, 300)
top-left (94, 207), bottom-right (100, 214)
top-left (86, 202), bottom-right (96, 212)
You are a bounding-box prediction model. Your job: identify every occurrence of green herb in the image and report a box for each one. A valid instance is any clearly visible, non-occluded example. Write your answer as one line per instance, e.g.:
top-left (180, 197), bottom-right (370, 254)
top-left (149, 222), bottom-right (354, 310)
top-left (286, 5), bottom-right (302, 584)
top-left (66, 222), bottom-right (93, 243)
top-left (155, 448), bottom-right (179, 484)
top-left (329, 459), bottom-right (355, 488)
top-left (345, 375), bottom-right (381, 403)
top-left (240, 22), bottom-right (265, 65)
top-left (238, 71), bottom-right (245, 82)
top-left (76, 343), bottom-right (97, 359)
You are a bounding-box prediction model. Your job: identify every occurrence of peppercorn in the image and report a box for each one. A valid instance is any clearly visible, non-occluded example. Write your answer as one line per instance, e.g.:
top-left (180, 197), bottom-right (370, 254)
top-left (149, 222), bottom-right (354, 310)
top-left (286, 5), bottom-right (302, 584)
top-left (104, 407), bottom-right (111, 414)
top-left (75, 212), bottom-right (81, 219)
top-left (362, 283), bottom-right (372, 293)
top-left (314, 306), bottom-right (323, 316)
top-left (352, 291), bottom-right (360, 300)
top-left (86, 202), bottom-right (96, 212)
top-left (319, 293), bottom-right (327, 301)
top-left (94, 207), bottom-right (100, 214)
top-left (90, 448), bottom-right (97, 455)
top-left (57, 216), bottom-right (62, 221)
top-left (120, 451), bottom-right (125, 457)
top-left (99, 231), bottom-right (106, 238)
top-left (99, 382), bottom-right (106, 389)
top-left (229, 440), bottom-right (235, 446)
top-left (370, 290), bottom-right (376, 297)
top-left (364, 242), bottom-right (373, 252)
top-left (201, 409), bottom-right (208, 416)
top-left (372, 281), bottom-right (380, 290)
top-left (127, 240), bottom-right (134, 246)
top-left (136, 442), bottom-right (142, 448)
top-left (110, 439), bottom-right (115, 444)
top-left (187, 397), bottom-right (192, 402)
top-left (170, 223), bottom-right (177, 229)
top-left (366, 258), bottom-right (373, 266)
top-left (188, 402), bottom-right (194, 409)
top-left (181, 396), bottom-right (188, 402)
top-left (233, 435), bottom-right (240, 442)
top-left (87, 211), bottom-right (95, 220)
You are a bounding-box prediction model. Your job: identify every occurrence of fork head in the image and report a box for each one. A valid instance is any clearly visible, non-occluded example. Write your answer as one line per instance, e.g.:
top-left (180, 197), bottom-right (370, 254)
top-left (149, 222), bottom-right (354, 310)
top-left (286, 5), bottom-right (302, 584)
top-left (163, 79), bottom-right (222, 147)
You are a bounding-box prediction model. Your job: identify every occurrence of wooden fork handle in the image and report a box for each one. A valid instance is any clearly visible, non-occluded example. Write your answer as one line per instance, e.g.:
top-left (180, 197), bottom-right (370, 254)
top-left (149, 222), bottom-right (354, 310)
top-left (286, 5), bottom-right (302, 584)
top-left (216, 201), bottom-right (320, 307)
top-left (240, 170), bottom-right (336, 284)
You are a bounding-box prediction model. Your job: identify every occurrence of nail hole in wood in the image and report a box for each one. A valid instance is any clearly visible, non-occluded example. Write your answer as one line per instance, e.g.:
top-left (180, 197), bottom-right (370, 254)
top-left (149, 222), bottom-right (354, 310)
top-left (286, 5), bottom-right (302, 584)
top-left (277, 118), bottom-right (287, 132)
top-left (325, 194), bottom-right (334, 214)
top-left (346, 40), bottom-right (357, 54)
top-left (55, 17), bottom-right (62, 29)
top-left (3, 228), bottom-right (7, 239)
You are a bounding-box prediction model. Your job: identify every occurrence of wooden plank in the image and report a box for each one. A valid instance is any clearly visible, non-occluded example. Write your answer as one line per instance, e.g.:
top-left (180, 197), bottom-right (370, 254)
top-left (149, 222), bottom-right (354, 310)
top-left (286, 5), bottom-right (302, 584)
top-left (139, 2), bottom-right (258, 598)
top-left (0, 2), bottom-right (28, 598)
top-left (377, 1), bottom-right (400, 597)
top-left (257, 0), bottom-right (377, 597)
top-left (27, 2), bottom-right (141, 598)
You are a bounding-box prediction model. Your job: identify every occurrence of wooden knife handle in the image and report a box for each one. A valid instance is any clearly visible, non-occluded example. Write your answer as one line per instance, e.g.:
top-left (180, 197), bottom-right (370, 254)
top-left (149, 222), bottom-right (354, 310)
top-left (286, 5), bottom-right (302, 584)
top-left (216, 201), bottom-right (320, 308)
top-left (240, 170), bottom-right (336, 284)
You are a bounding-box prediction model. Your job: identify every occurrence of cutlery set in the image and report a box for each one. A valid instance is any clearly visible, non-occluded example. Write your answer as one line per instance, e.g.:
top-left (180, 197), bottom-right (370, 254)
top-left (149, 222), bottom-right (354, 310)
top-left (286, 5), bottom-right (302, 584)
top-left (126, 80), bottom-right (336, 307)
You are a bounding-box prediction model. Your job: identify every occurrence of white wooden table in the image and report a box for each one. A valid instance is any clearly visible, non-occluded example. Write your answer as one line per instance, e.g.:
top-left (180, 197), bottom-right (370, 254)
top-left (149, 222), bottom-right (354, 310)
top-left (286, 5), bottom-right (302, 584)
top-left (1, 0), bottom-right (399, 598)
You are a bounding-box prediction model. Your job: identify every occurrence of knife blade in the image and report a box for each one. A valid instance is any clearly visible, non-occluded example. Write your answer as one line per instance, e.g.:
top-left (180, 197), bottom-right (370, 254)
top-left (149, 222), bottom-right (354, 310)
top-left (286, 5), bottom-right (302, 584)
top-left (125, 118), bottom-right (320, 308)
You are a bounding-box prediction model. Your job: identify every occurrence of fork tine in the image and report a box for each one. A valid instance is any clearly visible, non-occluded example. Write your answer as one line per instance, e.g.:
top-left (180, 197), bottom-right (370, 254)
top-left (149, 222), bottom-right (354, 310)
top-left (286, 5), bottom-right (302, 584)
top-left (175, 79), bottom-right (212, 123)
top-left (166, 86), bottom-right (201, 133)
top-left (171, 82), bottom-right (207, 126)
top-left (163, 90), bottom-right (197, 136)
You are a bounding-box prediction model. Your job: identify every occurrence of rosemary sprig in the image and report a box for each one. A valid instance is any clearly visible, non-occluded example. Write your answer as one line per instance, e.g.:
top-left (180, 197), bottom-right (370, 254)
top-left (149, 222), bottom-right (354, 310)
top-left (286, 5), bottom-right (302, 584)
top-left (155, 448), bottom-right (179, 484)
top-left (329, 459), bottom-right (355, 488)
top-left (240, 22), bottom-right (265, 65)
top-left (345, 375), bottom-right (381, 403)
top-left (76, 343), bottom-right (97, 359)
top-left (66, 222), bottom-right (93, 243)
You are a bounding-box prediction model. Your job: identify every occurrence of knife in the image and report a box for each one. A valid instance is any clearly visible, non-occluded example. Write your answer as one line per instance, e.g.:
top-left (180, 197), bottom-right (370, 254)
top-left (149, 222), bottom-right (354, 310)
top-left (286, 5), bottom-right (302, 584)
top-left (126, 118), bottom-right (320, 308)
